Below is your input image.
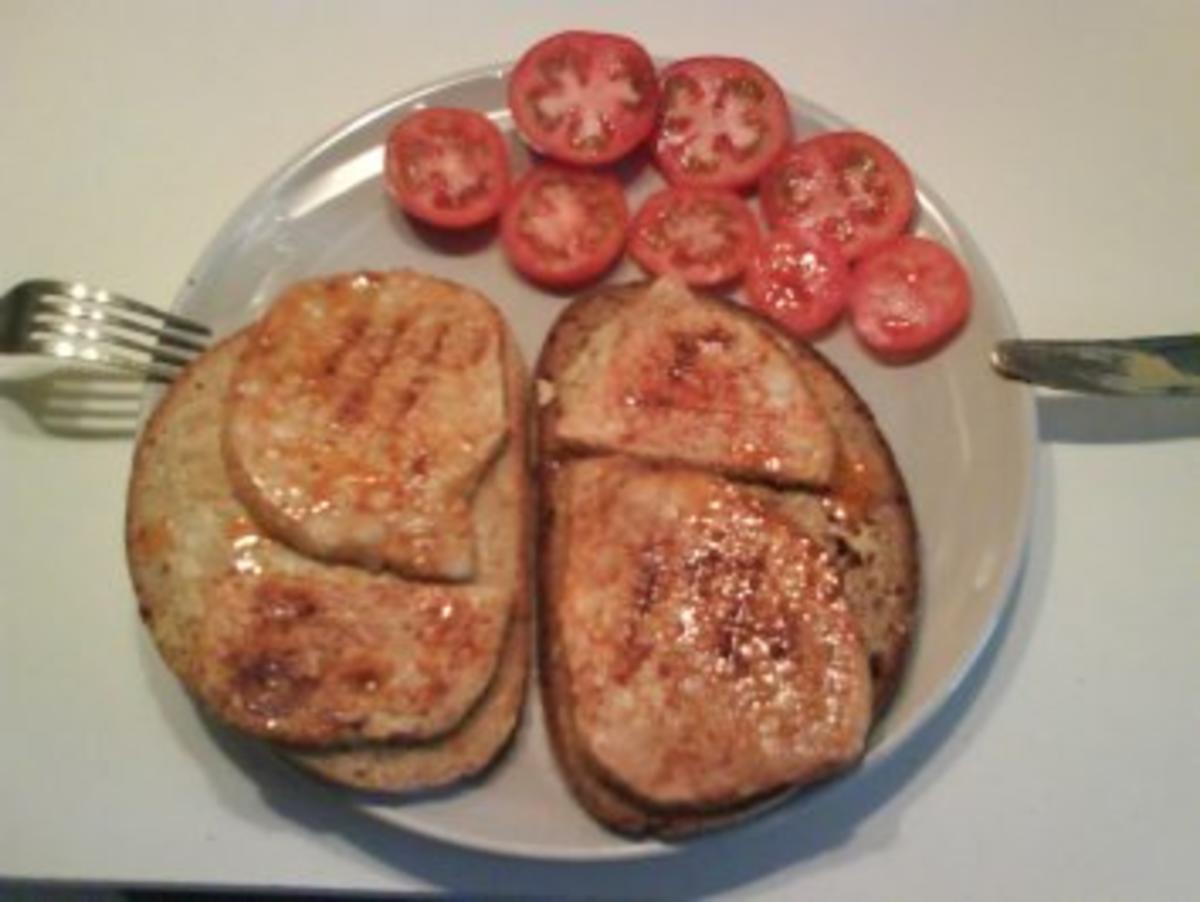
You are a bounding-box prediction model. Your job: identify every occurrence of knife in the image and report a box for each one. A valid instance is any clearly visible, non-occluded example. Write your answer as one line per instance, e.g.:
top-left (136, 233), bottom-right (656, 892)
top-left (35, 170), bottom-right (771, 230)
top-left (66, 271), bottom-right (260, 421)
top-left (991, 335), bottom-right (1200, 396)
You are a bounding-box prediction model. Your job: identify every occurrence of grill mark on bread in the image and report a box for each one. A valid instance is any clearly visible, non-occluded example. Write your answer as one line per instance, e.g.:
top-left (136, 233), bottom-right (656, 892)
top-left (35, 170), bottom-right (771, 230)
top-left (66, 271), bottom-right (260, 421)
top-left (231, 649), bottom-right (319, 723)
top-left (321, 314), bottom-right (370, 379)
top-left (257, 581), bottom-right (320, 622)
top-left (832, 533), bottom-right (865, 567)
top-left (421, 322), bottom-right (450, 365)
top-left (613, 540), bottom-right (670, 684)
top-left (650, 326), bottom-right (741, 407)
top-left (332, 312), bottom-right (411, 426)
top-left (632, 540), bottom-right (668, 616)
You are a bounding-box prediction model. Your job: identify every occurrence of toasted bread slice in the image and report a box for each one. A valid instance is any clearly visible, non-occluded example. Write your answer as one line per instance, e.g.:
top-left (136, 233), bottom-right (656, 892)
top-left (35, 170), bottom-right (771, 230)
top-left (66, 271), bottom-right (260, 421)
top-left (536, 279), bottom-right (918, 835)
top-left (552, 458), bottom-right (871, 809)
top-left (127, 309), bottom-right (529, 776)
top-left (288, 576), bottom-right (529, 792)
top-left (542, 278), bottom-right (836, 488)
top-left (223, 271), bottom-right (509, 582)
top-left (539, 482), bottom-right (773, 836)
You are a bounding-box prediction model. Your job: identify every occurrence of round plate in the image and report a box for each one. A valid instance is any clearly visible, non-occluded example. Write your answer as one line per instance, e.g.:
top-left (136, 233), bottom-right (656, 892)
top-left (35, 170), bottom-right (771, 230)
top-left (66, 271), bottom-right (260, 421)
top-left (166, 63), bottom-right (1036, 860)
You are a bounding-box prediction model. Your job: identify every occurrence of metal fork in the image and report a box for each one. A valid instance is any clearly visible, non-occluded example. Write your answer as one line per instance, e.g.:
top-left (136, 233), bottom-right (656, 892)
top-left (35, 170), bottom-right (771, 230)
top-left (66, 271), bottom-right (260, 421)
top-left (1, 279), bottom-right (211, 381)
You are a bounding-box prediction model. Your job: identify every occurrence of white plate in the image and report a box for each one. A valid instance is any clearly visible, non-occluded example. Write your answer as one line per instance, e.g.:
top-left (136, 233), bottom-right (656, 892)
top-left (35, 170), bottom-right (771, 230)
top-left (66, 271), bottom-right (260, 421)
top-left (165, 63), bottom-right (1036, 860)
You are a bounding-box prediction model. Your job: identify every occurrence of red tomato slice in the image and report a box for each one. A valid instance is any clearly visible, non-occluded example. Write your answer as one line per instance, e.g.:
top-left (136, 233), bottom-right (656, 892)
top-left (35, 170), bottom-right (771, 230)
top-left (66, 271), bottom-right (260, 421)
top-left (384, 107), bottom-right (511, 228)
top-left (745, 227), bottom-right (850, 338)
top-left (849, 236), bottom-right (971, 357)
top-left (628, 187), bottom-right (760, 286)
top-left (759, 131), bottom-right (916, 261)
top-left (654, 57), bottom-right (793, 190)
top-left (508, 31), bottom-right (659, 166)
top-left (500, 165), bottom-right (629, 288)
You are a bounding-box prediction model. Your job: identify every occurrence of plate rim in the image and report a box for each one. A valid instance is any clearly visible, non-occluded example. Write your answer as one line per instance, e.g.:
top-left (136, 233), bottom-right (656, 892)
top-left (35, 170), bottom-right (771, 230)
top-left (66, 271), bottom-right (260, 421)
top-left (164, 61), bottom-right (1038, 862)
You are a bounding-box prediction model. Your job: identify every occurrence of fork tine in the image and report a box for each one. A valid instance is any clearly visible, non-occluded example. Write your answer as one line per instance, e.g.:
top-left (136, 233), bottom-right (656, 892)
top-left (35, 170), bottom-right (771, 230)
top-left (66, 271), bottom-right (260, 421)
top-left (20, 279), bottom-right (212, 336)
top-left (27, 335), bottom-right (183, 383)
top-left (30, 313), bottom-right (199, 369)
top-left (96, 289), bottom-right (213, 337)
top-left (34, 294), bottom-right (209, 353)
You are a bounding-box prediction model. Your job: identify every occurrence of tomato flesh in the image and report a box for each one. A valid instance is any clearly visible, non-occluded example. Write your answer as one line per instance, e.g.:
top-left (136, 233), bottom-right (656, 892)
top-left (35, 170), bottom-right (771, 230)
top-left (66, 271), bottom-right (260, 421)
top-left (500, 166), bottom-right (629, 288)
top-left (744, 228), bottom-right (850, 338)
top-left (508, 31), bottom-right (659, 166)
top-left (849, 236), bottom-right (971, 357)
top-left (654, 57), bottom-right (793, 190)
top-left (629, 187), bottom-right (760, 286)
top-left (760, 131), bottom-right (915, 261)
top-left (384, 107), bottom-right (510, 228)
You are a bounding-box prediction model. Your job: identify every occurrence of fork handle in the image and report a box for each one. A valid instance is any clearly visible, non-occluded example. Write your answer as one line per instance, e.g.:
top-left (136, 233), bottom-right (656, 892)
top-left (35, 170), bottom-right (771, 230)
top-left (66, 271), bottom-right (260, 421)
top-left (992, 335), bottom-right (1200, 396)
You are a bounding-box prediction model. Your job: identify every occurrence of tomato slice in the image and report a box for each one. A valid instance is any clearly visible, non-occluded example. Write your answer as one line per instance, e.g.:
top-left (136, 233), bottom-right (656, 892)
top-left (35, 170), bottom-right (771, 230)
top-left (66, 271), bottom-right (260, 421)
top-left (849, 236), bottom-right (971, 357)
top-left (500, 165), bottom-right (629, 288)
top-left (508, 31), bottom-right (659, 166)
top-left (628, 187), bottom-right (760, 286)
top-left (653, 57), bottom-right (793, 190)
top-left (383, 107), bottom-right (511, 228)
top-left (744, 227), bottom-right (850, 338)
top-left (759, 131), bottom-right (916, 261)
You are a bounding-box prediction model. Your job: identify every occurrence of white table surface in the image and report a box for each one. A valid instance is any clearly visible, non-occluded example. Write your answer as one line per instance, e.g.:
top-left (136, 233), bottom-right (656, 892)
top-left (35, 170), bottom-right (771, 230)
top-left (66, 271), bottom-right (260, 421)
top-left (2, 1), bottom-right (1198, 898)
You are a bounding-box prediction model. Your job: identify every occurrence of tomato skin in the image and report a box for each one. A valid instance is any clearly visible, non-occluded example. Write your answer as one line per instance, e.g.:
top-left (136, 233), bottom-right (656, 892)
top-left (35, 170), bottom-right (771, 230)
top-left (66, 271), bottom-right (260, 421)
top-left (759, 131), bottom-right (915, 262)
top-left (744, 227), bottom-right (851, 339)
top-left (849, 236), bottom-right (971, 358)
top-left (628, 187), bottom-right (760, 286)
top-left (508, 31), bottom-right (659, 166)
top-left (384, 107), bottom-right (511, 229)
top-left (653, 56), bottom-right (793, 190)
top-left (500, 165), bottom-right (629, 288)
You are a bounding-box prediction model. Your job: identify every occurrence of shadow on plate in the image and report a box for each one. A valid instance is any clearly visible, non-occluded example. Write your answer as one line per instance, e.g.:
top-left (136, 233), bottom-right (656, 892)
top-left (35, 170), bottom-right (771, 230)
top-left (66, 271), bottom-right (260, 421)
top-left (394, 206), bottom-right (501, 256)
top-left (136, 453), bottom-right (1056, 897)
top-left (1037, 393), bottom-right (1200, 444)
top-left (0, 368), bottom-right (143, 439)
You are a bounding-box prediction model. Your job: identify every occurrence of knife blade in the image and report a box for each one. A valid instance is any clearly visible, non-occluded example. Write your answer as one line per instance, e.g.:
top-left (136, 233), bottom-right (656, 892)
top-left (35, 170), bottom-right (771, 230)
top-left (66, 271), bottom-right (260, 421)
top-left (991, 335), bottom-right (1200, 396)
